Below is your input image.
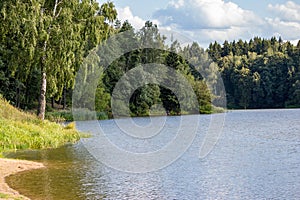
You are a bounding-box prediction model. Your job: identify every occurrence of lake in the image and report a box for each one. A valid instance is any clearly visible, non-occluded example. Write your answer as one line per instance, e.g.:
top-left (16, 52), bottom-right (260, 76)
top-left (5, 109), bottom-right (300, 199)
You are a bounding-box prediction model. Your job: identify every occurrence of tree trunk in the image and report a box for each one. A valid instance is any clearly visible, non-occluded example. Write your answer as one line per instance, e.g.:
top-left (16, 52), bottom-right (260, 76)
top-left (15, 86), bottom-right (20, 108)
top-left (38, 72), bottom-right (47, 120)
top-left (63, 86), bottom-right (66, 110)
top-left (51, 97), bottom-right (55, 109)
top-left (37, 0), bottom-right (60, 120)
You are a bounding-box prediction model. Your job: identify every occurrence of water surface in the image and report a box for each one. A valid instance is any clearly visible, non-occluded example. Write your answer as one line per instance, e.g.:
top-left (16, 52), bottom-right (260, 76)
top-left (6, 109), bottom-right (300, 199)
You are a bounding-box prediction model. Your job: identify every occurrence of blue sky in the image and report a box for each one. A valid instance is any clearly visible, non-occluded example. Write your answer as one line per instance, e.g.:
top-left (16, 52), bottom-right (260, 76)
top-left (102, 0), bottom-right (300, 47)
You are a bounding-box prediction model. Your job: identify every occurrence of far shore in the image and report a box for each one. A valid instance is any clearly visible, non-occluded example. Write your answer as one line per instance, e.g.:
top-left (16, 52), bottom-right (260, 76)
top-left (0, 158), bottom-right (44, 200)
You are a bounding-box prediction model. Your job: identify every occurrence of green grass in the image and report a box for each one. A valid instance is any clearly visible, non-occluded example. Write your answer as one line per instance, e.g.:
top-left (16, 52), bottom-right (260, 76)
top-left (212, 106), bottom-right (227, 113)
top-left (0, 96), bottom-right (84, 155)
top-left (45, 110), bottom-right (109, 122)
top-left (45, 110), bottom-right (74, 122)
top-left (0, 192), bottom-right (25, 200)
top-left (0, 193), bottom-right (10, 199)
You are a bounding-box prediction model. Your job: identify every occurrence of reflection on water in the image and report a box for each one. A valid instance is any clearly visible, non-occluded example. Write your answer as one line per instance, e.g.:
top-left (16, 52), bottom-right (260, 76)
top-left (5, 109), bottom-right (300, 199)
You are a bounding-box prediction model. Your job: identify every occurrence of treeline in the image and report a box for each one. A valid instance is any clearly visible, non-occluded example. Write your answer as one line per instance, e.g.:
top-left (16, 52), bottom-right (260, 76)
top-left (208, 37), bottom-right (300, 108)
top-left (0, 0), bottom-right (214, 118)
top-left (0, 0), bottom-right (117, 119)
top-left (73, 21), bottom-right (215, 117)
top-left (0, 0), bottom-right (299, 120)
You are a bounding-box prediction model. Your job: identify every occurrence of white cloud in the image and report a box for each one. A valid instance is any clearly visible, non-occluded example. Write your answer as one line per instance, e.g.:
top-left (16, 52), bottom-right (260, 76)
top-left (266, 1), bottom-right (300, 41)
top-left (154, 0), bottom-right (262, 29)
top-left (169, 0), bottom-right (185, 9)
top-left (150, 0), bottom-right (300, 47)
top-left (268, 1), bottom-right (300, 22)
top-left (152, 0), bottom-right (263, 46)
top-left (264, 17), bottom-right (300, 41)
top-left (290, 39), bottom-right (300, 46)
top-left (115, 1), bottom-right (300, 47)
top-left (117, 6), bottom-right (145, 30)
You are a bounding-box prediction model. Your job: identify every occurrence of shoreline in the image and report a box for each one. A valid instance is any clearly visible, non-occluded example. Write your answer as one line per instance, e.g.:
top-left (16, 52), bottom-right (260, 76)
top-left (0, 158), bottom-right (44, 200)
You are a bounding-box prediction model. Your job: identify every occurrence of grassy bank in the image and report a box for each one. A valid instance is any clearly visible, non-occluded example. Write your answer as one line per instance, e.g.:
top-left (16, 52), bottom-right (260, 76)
top-left (45, 107), bottom-right (226, 122)
top-left (0, 192), bottom-right (24, 200)
top-left (45, 110), bottom-right (109, 122)
top-left (0, 96), bottom-right (83, 155)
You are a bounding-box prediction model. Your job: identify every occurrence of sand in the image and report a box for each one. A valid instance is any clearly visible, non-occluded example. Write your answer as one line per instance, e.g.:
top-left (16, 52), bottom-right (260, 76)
top-left (0, 158), bottom-right (44, 200)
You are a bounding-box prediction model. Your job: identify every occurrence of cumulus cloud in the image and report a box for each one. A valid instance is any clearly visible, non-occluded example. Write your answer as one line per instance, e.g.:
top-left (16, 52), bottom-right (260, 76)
top-left (266, 1), bottom-right (300, 41)
top-left (151, 0), bottom-right (264, 46)
top-left (268, 1), bottom-right (300, 22)
top-left (117, 6), bottom-right (145, 30)
top-left (265, 18), bottom-right (300, 39)
top-left (114, 1), bottom-right (300, 47)
top-left (150, 0), bottom-right (300, 47)
top-left (153, 0), bottom-right (261, 29)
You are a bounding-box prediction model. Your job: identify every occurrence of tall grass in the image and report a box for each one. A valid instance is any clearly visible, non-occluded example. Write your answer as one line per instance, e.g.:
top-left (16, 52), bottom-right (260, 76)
top-left (45, 110), bottom-right (109, 122)
top-left (0, 192), bottom-right (25, 200)
top-left (0, 96), bottom-right (82, 155)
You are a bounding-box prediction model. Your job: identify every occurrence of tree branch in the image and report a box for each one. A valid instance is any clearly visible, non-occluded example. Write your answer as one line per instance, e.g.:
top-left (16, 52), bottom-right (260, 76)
top-left (55, 7), bottom-right (62, 18)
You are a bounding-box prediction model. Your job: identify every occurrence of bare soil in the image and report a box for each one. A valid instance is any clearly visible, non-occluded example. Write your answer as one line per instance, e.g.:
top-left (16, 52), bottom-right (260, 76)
top-left (0, 158), bottom-right (44, 200)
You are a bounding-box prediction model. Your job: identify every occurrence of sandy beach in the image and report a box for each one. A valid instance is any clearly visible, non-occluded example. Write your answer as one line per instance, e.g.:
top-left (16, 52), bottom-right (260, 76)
top-left (0, 158), bottom-right (44, 200)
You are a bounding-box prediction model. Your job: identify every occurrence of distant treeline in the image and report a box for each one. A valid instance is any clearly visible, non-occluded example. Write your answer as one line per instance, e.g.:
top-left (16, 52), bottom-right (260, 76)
top-left (208, 37), bottom-right (300, 109)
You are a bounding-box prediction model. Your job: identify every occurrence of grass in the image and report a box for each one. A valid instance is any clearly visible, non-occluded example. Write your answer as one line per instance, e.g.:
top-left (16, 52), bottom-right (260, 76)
top-left (45, 110), bottom-right (109, 122)
top-left (0, 192), bottom-right (25, 200)
top-left (0, 95), bottom-right (85, 155)
top-left (212, 106), bottom-right (227, 113)
top-left (45, 110), bottom-right (74, 122)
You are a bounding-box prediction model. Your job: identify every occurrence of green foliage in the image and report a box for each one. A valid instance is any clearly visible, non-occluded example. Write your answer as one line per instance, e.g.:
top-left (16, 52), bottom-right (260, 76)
top-left (45, 111), bottom-right (74, 122)
top-left (45, 110), bottom-right (109, 122)
top-left (0, 96), bottom-right (81, 154)
top-left (208, 37), bottom-right (300, 109)
top-left (0, 0), bottom-right (217, 117)
top-left (1, 0), bottom-right (298, 118)
top-left (95, 75), bottom-right (111, 113)
top-left (64, 122), bottom-right (76, 130)
top-left (0, 193), bottom-right (25, 200)
top-left (100, 23), bottom-right (215, 116)
top-left (0, 0), bottom-right (117, 118)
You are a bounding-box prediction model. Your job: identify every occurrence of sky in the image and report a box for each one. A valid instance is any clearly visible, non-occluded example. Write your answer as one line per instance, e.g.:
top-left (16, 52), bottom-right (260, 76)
top-left (100, 0), bottom-right (300, 47)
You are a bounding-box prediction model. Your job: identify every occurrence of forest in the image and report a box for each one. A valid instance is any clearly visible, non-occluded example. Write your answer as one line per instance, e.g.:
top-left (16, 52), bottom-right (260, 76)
top-left (0, 0), bottom-right (299, 120)
top-left (208, 37), bottom-right (300, 109)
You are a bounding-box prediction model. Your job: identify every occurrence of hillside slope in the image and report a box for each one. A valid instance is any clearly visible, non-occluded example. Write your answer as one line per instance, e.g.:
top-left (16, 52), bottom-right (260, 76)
top-left (0, 96), bottom-right (80, 154)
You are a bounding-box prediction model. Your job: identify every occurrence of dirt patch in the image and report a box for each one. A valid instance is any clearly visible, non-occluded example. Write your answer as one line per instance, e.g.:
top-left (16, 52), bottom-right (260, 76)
top-left (0, 158), bottom-right (44, 200)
